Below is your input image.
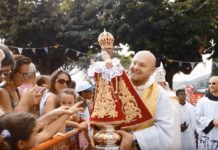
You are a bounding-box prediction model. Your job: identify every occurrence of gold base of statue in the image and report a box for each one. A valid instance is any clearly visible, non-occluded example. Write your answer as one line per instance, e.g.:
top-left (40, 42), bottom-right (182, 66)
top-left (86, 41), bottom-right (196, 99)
top-left (94, 124), bottom-right (120, 150)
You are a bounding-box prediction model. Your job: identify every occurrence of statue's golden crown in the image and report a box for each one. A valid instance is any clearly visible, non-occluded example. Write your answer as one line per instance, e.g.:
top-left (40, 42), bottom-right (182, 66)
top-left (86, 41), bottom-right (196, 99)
top-left (98, 29), bottom-right (114, 49)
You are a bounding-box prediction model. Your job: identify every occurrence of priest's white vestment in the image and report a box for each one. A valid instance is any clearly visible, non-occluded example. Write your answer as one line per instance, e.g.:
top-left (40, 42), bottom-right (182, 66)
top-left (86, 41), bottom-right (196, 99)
top-left (179, 102), bottom-right (197, 150)
top-left (195, 97), bottom-right (218, 150)
top-left (133, 77), bottom-right (174, 150)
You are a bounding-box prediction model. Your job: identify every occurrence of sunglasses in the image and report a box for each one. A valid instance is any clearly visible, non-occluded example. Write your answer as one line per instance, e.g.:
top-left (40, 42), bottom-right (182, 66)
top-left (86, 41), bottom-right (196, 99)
top-left (0, 70), bottom-right (11, 76)
top-left (18, 71), bottom-right (29, 78)
top-left (209, 82), bottom-right (216, 85)
top-left (56, 79), bottom-right (71, 86)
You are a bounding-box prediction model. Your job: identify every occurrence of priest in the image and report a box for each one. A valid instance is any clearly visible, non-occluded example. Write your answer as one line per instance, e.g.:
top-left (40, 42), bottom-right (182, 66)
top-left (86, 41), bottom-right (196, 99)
top-left (195, 76), bottom-right (218, 150)
top-left (117, 51), bottom-right (174, 150)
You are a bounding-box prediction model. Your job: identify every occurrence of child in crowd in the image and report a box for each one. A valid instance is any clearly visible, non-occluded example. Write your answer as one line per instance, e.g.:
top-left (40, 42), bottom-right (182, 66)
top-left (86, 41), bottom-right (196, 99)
top-left (36, 75), bottom-right (50, 89)
top-left (39, 70), bottom-right (72, 116)
top-left (0, 103), bottom-right (83, 150)
top-left (57, 88), bottom-right (90, 150)
top-left (76, 80), bottom-right (94, 115)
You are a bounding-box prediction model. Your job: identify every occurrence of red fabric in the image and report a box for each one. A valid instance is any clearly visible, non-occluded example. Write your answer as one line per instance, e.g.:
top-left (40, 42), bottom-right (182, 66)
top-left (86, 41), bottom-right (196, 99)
top-left (120, 71), bottom-right (152, 128)
top-left (90, 73), bottom-right (125, 124)
top-left (90, 71), bottom-right (152, 127)
top-left (185, 85), bottom-right (203, 105)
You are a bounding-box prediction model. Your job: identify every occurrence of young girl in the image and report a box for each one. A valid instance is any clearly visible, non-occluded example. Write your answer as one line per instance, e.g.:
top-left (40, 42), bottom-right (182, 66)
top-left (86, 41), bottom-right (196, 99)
top-left (57, 88), bottom-right (90, 150)
top-left (0, 103), bottom-right (83, 150)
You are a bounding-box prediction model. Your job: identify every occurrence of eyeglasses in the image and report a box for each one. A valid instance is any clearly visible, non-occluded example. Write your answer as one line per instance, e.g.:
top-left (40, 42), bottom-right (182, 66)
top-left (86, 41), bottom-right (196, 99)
top-left (56, 79), bottom-right (71, 86)
top-left (18, 71), bottom-right (29, 78)
top-left (27, 71), bottom-right (36, 78)
top-left (209, 82), bottom-right (216, 85)
top-left (0, 70), bottom-right (11, 76)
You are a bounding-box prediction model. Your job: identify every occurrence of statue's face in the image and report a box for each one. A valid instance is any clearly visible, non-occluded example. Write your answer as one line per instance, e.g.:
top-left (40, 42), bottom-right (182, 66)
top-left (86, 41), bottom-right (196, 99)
top-left (101, 51), bottom-right (110, 60)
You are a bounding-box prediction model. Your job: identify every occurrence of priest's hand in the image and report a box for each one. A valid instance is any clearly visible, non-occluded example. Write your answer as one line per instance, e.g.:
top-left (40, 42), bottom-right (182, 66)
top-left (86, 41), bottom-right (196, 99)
top-left (213, 119), bottom-right (218, 127)
top-left (181, 122), bottom-right (188, 132)
top-left (116, 130), bottom-right (135, 150)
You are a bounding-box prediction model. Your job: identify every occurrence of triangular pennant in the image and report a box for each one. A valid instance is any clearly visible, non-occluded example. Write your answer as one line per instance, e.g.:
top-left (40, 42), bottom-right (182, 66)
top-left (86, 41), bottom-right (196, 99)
top-left (190, 62), bottom-right (195, 69)
top-left (32, 48), bottom-right (36, 54)
top-left (76, 51), bottom-right (81, 56)
top-left (43, 47), bottom-right (48, 54)
top-left (65, 48), bottom-right (69, 54)
top-left (17, 48), bottom-right (23, 54)
top-left (53, 45), bottom-right (59, 49)
top-left (179, 61), bottom-right (182, 67)
top-left (167, 59), bottom-right (174, 63)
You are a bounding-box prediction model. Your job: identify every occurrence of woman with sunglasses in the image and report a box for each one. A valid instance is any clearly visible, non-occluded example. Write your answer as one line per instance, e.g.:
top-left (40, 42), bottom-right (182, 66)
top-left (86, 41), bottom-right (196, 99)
top-left (39, 69), bottom-right (72, 116)
top-left (0, 55), bottom-right (32, 112)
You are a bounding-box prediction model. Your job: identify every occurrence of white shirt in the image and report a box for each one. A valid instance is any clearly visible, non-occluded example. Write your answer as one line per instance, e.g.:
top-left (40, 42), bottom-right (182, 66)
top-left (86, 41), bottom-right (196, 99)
top-left (195, 96), bottom-right (218, 150)
top-left (133, 78), bottom-right (174, 150)
top-left (179, 102), bottom-right (196, 150)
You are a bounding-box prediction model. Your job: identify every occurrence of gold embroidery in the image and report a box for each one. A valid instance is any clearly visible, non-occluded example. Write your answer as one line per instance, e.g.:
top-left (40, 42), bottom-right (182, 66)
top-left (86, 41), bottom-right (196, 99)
top-left (134, 83), bottom-right (159, 130)
top-left (142, 83), bottom-right (158, 115)
top-left (119, 78), bottom-right (142, 123)
top-left (91, 76), bottom-right (118, 118)
top-left (122, 83), bottom-right (159, 131)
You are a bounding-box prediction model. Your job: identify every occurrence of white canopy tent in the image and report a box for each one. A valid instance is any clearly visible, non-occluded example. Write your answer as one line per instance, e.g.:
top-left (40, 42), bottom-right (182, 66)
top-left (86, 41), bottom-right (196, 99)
top-left (173, 54), bottom-right (212, 90)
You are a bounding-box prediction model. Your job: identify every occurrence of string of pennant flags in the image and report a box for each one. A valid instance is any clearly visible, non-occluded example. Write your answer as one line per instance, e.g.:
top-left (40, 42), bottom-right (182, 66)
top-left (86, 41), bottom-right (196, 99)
top-left (3, 43), bottom-right (218, 69)
top-left (165, 57), bottom-right (203, 69)
top-left (5, 44), bottom-right (89, 57)
top-left (164, 56), bottom-right (218, 70)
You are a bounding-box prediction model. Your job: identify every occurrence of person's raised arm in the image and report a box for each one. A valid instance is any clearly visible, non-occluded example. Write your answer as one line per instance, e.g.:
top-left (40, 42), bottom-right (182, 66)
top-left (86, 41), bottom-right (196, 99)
top-left (15, 86), bottom-right (39, 112)
top-left (37, 106), bottom-right (72, 127)
top-left (36, 102), bottom-right (84, 144)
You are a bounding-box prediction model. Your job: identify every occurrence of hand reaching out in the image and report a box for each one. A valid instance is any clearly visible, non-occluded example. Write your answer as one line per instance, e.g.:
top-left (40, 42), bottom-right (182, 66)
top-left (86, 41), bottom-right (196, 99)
top-left (69, 101), bottom-right (84, 114)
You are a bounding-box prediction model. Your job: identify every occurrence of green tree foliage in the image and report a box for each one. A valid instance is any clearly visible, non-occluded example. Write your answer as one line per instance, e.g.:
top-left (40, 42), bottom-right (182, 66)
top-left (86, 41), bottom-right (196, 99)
top-left (0, 0), bottom-right (217, 86)
top-left (113, 0), bottom-right (217, 87)
top-left (0, 0), bottom-right (66, 74)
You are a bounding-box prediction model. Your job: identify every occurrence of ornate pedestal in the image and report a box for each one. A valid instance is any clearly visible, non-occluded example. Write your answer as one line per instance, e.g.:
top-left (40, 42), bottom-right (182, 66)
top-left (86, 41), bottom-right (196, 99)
top-left (94, 125), bottom-right (120, 150)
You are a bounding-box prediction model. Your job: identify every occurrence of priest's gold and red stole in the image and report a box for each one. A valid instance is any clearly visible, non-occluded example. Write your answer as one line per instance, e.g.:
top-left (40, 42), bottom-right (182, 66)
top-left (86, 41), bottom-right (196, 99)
top-left (90, 71), bottom-right (152, 130)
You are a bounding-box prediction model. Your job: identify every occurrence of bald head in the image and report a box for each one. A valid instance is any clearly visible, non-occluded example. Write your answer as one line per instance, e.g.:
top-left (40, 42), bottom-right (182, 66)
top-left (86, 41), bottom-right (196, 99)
top-left (134, 51), bottom-right (156, 67)
top-left (210, 76), bottom-right (218, 81)
top-left (130, 50), bottom-right (156, 86)
top-left (209, 76), bottom-right (218, 96)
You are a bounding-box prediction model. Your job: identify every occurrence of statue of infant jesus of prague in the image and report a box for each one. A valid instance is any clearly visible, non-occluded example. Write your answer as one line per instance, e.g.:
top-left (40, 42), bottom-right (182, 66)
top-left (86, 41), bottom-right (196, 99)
top-left (88, 29), bottom-right (152, 131)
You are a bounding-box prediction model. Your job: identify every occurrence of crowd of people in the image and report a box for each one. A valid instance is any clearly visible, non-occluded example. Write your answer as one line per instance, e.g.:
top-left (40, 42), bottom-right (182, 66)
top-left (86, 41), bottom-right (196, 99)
top-left (0, 29), bottom-right (218, 150)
